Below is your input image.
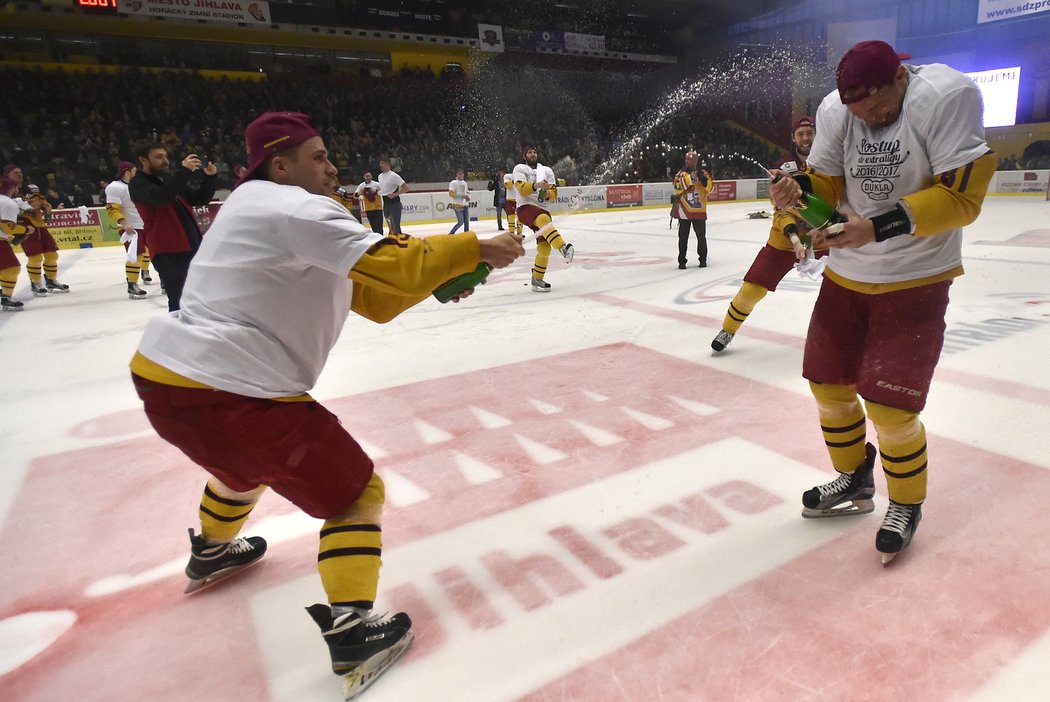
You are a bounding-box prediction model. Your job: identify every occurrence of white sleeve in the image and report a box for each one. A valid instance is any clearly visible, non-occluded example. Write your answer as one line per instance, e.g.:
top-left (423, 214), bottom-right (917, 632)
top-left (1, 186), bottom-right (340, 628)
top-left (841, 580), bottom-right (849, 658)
top-left (0, 197), bottom-right (18, 222)
top-left (286, 195), bottom-right (384, 276)
top-left (923, 82), bottom-right (988, 173)
top-left (104, 183), bottom-right (121, 205)
top-left (354, 183), bottom-right (365, 195)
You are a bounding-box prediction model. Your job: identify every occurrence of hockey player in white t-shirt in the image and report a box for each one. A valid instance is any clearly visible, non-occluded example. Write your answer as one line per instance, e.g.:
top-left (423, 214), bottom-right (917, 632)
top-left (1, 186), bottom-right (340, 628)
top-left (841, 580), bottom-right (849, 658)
top-left (130, 112), bottom-right (525, 697)
top-left (513, 145), bottom-right (574, 292)
top-left (105, 161), bottom-right (152, 299)
top-left (770, 40), bottom-right (997, 564)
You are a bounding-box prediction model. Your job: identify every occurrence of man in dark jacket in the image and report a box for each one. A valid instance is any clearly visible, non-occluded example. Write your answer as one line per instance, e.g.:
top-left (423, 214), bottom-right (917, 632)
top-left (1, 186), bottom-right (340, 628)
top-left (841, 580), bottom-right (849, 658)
top-left (130, 141), bottom-right (217, 311)
top-left (487, 171), bottom-right (506, 231)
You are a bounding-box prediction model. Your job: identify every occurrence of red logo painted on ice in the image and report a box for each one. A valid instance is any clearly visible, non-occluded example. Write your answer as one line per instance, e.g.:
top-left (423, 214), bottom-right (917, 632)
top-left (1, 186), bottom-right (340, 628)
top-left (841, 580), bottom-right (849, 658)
top-left (2, 343), bottom-right (1050, 700)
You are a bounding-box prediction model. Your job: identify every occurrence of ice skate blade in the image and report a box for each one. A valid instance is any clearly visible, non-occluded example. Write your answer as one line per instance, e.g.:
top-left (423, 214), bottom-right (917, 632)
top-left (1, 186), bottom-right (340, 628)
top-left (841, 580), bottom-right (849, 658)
top-left (801, 499), bottom-right (875, 519)
top-left (342, 630), bottom-right (415, 700)
top-left (881, 551), bottom-right (898, 566)
top-left (183, 560), bottom-right (263, 595)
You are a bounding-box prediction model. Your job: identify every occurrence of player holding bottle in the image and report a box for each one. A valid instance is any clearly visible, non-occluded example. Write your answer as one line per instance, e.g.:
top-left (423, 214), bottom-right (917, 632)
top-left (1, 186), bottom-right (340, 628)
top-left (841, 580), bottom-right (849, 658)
top-left (711, 116), bottom-right (828, 352)
top-left (513, 145), bottom-right (574, 292)
top-left (769, 41), bottom-right (996, 563)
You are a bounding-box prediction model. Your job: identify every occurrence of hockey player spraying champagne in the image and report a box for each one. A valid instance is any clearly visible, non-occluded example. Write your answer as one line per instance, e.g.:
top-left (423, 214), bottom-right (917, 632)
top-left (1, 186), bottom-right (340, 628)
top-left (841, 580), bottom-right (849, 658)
top-left (711, 116), bottom-right (828, 353)
top-left (130, 112), bottom-right (524, 699)
top-left (513, 144), bottom-right (575, 292)
top-left (769, 41), bottom-right (996, 564)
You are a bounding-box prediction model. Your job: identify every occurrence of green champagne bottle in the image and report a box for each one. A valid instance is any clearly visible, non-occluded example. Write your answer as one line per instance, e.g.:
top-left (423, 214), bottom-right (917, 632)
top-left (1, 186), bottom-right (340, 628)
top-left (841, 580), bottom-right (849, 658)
top-left (432, 262), bottom-right (492, 303)
top-left (770, 173), bottom-right (846, 230)
top-left (795, 191), bottom-right (847, 230)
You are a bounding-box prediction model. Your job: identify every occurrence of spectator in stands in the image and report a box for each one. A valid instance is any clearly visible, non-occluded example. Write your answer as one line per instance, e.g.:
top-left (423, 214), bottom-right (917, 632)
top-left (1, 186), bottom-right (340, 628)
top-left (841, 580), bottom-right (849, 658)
top-left (45, 187), bottom-right (69, 209)
top-left (130, 142), bottom-right (217, 311)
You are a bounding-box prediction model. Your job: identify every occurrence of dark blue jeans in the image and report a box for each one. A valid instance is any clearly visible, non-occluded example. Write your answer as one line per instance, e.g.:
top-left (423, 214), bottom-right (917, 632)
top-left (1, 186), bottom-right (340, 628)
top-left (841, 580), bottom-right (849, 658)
top-left (383, 196), bottom-right (403, 234)
top-left (449, 205), bottom-right (470, 233)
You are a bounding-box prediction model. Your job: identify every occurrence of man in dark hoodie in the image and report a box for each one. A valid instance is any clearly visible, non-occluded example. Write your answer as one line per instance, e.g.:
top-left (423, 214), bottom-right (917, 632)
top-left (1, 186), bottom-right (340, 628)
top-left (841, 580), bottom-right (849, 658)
top-left (130, 141), bottom-right (217, 311)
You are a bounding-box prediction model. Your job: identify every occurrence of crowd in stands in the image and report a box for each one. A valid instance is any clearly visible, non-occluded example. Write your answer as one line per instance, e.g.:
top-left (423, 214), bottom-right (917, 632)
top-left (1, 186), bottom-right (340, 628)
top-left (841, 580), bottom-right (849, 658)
top-left (6, 64), bottom-right (1040, 209)
top-left (0, 65), bottom-right (800, 205)
top-left (996, 151), bottom-right (1050, 170)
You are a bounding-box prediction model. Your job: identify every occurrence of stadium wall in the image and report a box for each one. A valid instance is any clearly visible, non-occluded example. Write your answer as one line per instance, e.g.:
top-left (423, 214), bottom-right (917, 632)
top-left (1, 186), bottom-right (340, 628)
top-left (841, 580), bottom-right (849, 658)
top-left (33, 171), bottom-right (1050, 250)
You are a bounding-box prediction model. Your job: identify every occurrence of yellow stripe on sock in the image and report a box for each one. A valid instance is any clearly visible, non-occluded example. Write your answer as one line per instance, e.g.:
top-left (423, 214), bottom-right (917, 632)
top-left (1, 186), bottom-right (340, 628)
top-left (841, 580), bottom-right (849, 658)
top-left (199, 481), bottom-right (260, 541)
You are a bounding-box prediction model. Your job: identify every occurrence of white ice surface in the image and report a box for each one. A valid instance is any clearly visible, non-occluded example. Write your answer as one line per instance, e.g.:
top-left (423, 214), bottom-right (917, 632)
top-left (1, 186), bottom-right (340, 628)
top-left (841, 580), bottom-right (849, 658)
top-left (1, 197), bottom-right (1049, 701)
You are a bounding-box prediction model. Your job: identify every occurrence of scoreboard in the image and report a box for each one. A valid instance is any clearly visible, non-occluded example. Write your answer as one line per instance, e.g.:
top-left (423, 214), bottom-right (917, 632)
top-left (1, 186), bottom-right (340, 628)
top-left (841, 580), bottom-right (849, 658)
top-left (75, 0), bottom-right (118, 13)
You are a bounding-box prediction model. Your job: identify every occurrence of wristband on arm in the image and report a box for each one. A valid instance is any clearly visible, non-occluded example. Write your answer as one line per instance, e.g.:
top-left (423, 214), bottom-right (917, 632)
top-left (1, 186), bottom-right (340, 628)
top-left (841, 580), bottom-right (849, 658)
top-left (870, 203), bottom-right (912, 242)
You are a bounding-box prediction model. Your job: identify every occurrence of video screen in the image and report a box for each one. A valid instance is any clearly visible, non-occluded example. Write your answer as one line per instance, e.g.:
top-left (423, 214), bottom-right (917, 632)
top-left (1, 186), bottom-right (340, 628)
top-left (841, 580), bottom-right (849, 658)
top-left (964, 66), bottom-right (1021, 127)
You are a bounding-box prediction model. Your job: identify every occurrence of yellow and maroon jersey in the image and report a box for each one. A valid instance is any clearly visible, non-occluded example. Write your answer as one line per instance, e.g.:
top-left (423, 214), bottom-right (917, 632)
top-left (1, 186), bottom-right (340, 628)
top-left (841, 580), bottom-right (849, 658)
top-left (18, 191), bottom-right (51, 228)
top-left (672, 169), bottom-right (712, 220)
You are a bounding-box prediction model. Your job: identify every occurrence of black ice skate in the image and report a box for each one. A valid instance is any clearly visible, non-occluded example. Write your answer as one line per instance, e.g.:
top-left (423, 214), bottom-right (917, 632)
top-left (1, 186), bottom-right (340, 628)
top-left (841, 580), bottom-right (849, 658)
top-left (184, 528), bottom-right (267, 594)
top-left (45, 277), bottom-right (70, 293)
top-left (876, 500), bottom-right (922, 565)
top-left (1, 295), bottom-right (24, 311)
top-left (127, 281), bottom-right (147, 300)
top-left (141, 270), bottom-right (153, 285)
top-left (801, 442), bottom-right (877, 518)
top-left (531, 277), bottom-right (552, 292)
top-left (711, 329), bottom-right (734, 352)
top-left (306, 604), bottom-right (414, 700)
top-left (560, 243), bottom-right (574, 262)
top-left (30, 281), bottom-right (48, 297)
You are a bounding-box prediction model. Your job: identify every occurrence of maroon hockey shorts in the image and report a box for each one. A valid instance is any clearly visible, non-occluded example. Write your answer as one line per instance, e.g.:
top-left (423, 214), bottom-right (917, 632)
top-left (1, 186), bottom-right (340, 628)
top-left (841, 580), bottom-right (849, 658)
top-left (18, 226), bottom-right (59, 256)
top-left (803, 277), bottom-right (951, 413)
top-left (133, 374), bottom-right (375, 519)
top-left (122, 229), bottom-right (147, 256)
top-left (516, 204), bottom-right (550, 233)
top-left (743, 244), bottom-right (828, 292)
top-left (503, 201), bottom-right (516, 215)
top-left (0, 240), bottom-right (19, 269)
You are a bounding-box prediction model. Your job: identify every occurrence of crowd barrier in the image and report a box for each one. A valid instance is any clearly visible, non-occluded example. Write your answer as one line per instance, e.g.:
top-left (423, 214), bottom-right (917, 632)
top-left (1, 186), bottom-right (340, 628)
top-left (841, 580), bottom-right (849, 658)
top-left (31, 169), bottom-right (1050, 250)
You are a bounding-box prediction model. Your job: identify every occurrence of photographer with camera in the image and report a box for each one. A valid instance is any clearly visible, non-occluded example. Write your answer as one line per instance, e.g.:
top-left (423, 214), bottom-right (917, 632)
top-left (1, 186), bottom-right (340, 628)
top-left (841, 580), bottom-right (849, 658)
top-left (130, 142), bottom-right (217, 311)
top-left (671, 150), bottom-right (713, 269)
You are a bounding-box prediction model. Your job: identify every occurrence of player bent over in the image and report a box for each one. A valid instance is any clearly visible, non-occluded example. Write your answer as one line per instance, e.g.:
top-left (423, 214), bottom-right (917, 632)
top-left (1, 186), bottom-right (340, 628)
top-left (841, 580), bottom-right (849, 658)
top-left (771, 42), bottom-right (995, 564)
top-left (131, 112), bottom-right (525, 697)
